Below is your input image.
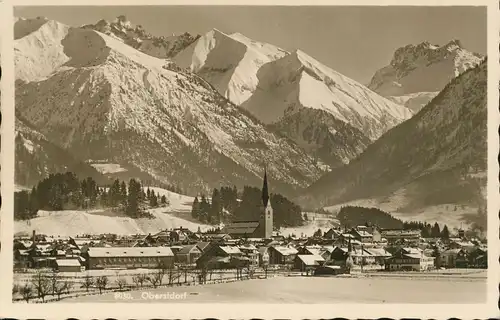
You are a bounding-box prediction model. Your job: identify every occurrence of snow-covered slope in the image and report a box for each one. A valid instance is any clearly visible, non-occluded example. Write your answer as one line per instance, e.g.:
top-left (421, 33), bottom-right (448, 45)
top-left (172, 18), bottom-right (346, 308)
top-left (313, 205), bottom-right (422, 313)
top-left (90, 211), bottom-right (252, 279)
top-left (368, 40), bottom-right (483, 97)
top-left (174, 28), bottom-right (288, 105)
top-left (15, 19), bottom-right (325, 196)
top-left (243, 50), bottom-right (412, 139)
top-left (388, 91), bottom-right (439, 113)
top-left (239, 49), bottom-right (412, 167)
top-left (83, 15), bottom-right (199, 59)
top-left (14, 188), bottom-right (209, 236)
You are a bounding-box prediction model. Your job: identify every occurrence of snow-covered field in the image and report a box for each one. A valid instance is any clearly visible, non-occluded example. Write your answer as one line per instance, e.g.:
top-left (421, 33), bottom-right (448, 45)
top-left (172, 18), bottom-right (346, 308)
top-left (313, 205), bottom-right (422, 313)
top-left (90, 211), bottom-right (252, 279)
top-left (280, 212), bottom-right (339, 237)
top-left (323, 197), bottom-right (479, 230)
top-left (90, 163), bottom-right (128, 174)
top-left (14, 188), bottom-right (210, 237)
top-left (67, 274), bottom-right (486, 303)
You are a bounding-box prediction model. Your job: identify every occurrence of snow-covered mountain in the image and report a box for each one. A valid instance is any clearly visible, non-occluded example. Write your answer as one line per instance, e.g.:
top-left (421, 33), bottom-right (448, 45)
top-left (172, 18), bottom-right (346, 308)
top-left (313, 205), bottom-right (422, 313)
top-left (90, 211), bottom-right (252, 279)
top-left (82, 15), bottom-right (199, 59)
top-left (176, 31), bottom-right (412, 166)
top-left (15, 18), bottom-right (325, 196)
top-left (174, 28), bottom-right (288, 105)
top-left (368, 40), bottom-right (483, 112)
top-left (301, 61), bottom-right (487, 228)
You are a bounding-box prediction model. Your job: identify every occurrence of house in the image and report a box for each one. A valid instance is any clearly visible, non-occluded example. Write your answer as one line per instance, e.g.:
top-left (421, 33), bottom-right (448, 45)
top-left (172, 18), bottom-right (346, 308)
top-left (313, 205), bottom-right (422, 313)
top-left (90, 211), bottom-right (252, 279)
top-left (380, 229), bottom-right (421, 244)
top-left (468, 247), bottom-right (488, 268)
top-left (384, 247), bottom-right (434, 271)
top-left (319, 246), bottom-right (335, 261)
top-left (152, 230), bottom-right (171, 243)
top-left (349, 247), bottom-right (375, 265)
top-left (323, 228), bottom-right (342, 240)
top-left (196, 245), bottom-right (243, 269)
top-left (13, 249), bottom-right (31, 268)
top-left (448, 239), bottom-right (476, 252)
top-left (55, 259), bottom-right (84, 272)
top-left (268, 246), bottom-right (298, 265)
top-left (238, 243), bottom-right (259, 266)
top-left (175, 245), bottom-right (202, 265)
top-left (441, 248), bottom-right (462, 268)
top-left (195, 242), bottom-right (212, 252)
top-left (294, 254), bottom-right (325, 273)
top-left (350, 228), bottom-right (373, 243)
top-left (297, 245), bottom-right (322, 256)
top-left (208, 233), bottom-right (232, 242)
top-left (86, 247), bottom-right (174, 269)
top-left (364, 247), bottom-right (392, 265)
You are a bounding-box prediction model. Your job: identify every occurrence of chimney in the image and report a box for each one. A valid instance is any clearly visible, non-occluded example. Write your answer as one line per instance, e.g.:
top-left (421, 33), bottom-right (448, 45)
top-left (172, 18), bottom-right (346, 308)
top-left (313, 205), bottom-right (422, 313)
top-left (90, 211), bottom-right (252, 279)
top-left (32, 230), bottom-right (36, 243)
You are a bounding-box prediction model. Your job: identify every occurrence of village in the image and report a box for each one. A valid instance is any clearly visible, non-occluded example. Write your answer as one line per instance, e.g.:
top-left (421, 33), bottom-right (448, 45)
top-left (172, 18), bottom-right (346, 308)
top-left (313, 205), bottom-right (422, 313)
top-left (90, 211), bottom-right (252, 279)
top-left (12, 172), bottom-right (488, 303)
top-left (12, 219), bottom-right (488, 303)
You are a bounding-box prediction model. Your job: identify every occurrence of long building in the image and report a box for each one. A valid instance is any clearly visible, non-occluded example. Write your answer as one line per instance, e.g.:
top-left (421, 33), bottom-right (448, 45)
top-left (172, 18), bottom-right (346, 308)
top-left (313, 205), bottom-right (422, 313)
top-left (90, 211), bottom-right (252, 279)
top-left (86, 247), bottom-right (174, 269)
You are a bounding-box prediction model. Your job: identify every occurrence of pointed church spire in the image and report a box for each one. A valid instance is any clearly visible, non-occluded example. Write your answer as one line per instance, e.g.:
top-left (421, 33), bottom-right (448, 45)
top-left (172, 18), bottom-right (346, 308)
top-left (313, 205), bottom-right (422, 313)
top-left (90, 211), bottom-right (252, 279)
top-left (262, 165), bottom-right (269, 207)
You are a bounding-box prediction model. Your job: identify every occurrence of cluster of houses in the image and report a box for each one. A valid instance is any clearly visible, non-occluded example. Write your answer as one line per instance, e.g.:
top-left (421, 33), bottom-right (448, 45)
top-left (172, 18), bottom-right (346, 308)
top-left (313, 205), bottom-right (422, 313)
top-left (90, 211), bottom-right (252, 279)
top-left (13, 224), bottom-right (487, 275)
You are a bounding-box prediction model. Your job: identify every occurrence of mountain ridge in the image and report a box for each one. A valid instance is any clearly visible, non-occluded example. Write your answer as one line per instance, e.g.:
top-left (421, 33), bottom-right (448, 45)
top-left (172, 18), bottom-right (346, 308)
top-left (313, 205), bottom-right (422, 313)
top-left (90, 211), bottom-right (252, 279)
top-left (14, 18), bottom-right (325, 196)
top-left (300, 60), bottom-right (487, 228)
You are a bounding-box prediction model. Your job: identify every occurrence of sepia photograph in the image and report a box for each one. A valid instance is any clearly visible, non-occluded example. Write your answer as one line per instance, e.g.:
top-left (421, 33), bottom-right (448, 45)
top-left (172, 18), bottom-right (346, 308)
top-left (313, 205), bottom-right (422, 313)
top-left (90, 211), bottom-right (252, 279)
top-left (2, 1), bottom-right (497, 317)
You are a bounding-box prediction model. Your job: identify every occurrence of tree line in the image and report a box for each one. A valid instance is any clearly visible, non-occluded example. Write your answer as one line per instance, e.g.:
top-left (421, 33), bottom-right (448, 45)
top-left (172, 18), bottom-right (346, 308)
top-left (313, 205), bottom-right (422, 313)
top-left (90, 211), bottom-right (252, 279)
top-left (190, 185), bottom-right (303, 228)
top-left (337, 205), bottom-right (452, 239)
top-left (14, 172), bottom-right (169, 220)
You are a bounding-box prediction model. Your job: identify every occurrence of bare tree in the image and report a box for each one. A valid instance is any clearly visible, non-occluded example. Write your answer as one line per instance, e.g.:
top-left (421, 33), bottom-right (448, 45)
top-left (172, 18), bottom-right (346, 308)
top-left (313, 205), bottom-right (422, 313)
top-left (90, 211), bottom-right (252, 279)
top-left (31, 271), bottom-right (51, 303)
top-left (20, 283), bottom-right (34, 303)
top-left (54, 282), bottom-right (66, 301)
top-left (49, 271), bottom-right (59, 296)
top-left (115, 277), bottom-right (127, 291)
top-left (63, 280), bottom-right (73, 295)
top-left (132, 273), bottom-right (147, 288)
top-left (81, 274), bottom-right (94, 292)
top-left (95, 276), bottom-right (109, 294)
top-left (148, 264), bottom-right (167, 288)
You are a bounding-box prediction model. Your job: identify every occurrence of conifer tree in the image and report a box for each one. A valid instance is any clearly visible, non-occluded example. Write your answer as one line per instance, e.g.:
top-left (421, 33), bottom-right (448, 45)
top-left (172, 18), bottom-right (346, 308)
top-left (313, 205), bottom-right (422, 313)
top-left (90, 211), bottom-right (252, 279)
top-left (441, 225), bottom-right (450, 239)
top-left (210, 188), bottom-right (222, 223)
top-left (199, 195), bottom-right (210, 222)
top-left (120, 181), bottom-right (128, 206)
top-left (191, 196), bottom-right (200, 219)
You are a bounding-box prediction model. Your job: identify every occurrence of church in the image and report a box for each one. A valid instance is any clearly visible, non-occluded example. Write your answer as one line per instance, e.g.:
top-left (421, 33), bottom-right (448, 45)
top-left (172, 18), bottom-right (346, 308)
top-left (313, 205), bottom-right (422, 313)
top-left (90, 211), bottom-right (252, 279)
top-left (222, 168), bottom-right (274, 239)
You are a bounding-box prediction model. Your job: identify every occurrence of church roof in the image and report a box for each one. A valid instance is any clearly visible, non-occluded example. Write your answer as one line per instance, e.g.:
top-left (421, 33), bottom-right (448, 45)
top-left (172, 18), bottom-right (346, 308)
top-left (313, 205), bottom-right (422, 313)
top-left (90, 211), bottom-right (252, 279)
top-left (224, 221), bottom-right (260, 236)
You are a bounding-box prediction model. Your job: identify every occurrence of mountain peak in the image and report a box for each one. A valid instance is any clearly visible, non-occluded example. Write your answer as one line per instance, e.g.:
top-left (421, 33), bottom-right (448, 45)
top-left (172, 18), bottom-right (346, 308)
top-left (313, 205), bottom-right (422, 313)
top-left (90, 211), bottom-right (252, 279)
top-left (81, 16), bottom-right (199, 59)
top-left (368, 39), bottom-right (483, 97)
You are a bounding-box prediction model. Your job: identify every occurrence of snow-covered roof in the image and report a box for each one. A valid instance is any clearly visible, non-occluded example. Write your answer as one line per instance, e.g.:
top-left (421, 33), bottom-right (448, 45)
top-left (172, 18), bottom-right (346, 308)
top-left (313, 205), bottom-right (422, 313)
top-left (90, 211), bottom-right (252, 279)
top-left (297, 254), bottom-right (325, 266)
top-left (56, 259), bottom-right (81, 267)
top-left (238, 244), bottom-right (258, 251)
top-left (365, 248), bottom-right (391, 257)
top-left (219, 246), bottom-right (242, 255)
top-left (272, 246), bottom-right (298, 255)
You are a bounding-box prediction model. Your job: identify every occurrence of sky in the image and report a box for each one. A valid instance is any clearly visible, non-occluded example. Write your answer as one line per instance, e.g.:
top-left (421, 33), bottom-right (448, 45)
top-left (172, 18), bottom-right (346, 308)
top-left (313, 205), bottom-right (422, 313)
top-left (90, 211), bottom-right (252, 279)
top-left (14, 6), bottom-right (487, 84)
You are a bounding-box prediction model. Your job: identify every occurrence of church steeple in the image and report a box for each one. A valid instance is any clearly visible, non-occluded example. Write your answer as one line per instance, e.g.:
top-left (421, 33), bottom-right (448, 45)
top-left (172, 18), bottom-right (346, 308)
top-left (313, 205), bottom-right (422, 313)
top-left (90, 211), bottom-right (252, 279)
top-left (262, 165), bottom-right (269, 207)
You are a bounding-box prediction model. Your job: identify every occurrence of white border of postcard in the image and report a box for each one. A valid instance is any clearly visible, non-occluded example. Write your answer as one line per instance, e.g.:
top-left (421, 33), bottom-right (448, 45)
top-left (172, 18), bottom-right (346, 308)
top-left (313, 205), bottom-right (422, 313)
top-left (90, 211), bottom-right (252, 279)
top-left (1, 0), bottom-right (499, 318)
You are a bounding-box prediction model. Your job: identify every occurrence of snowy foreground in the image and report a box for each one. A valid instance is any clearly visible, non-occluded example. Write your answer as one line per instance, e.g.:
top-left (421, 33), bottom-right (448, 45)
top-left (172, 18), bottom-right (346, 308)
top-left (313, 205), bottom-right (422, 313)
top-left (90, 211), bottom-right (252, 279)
top-left (66, 272), bottom-right (486, 304)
